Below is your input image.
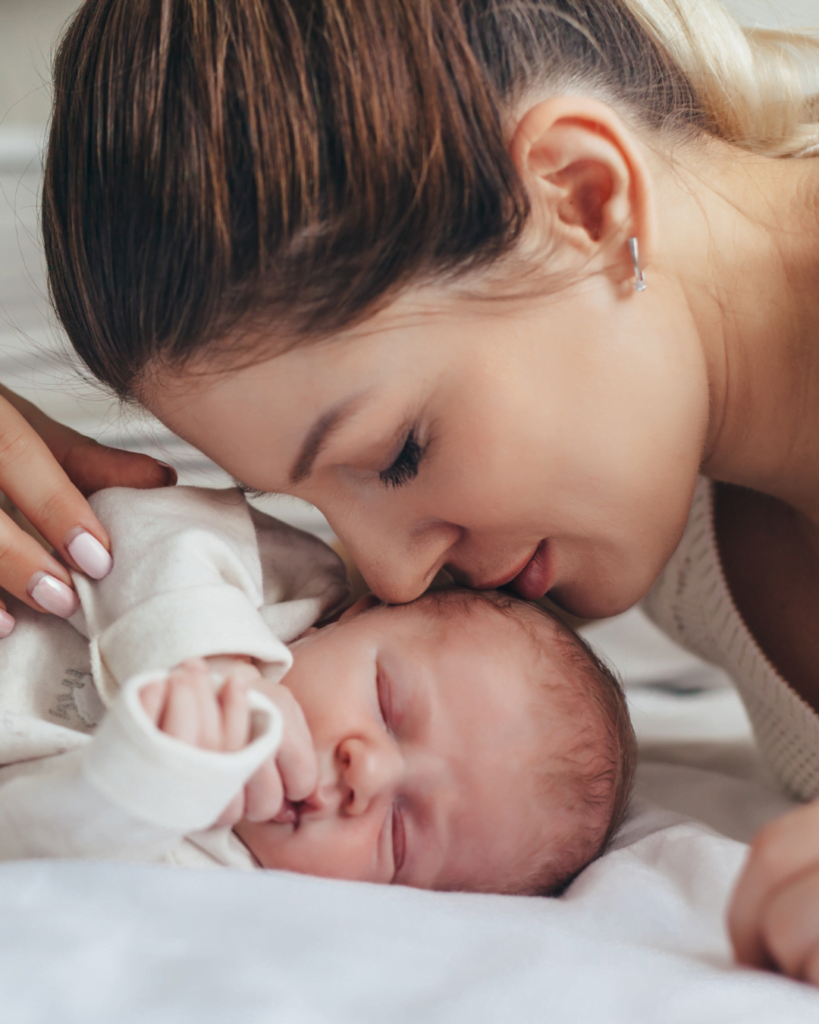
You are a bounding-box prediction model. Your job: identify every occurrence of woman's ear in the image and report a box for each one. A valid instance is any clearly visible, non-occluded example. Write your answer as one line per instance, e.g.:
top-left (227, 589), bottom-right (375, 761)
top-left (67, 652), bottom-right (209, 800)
top-left (508, 96), bottom-right (655, 272)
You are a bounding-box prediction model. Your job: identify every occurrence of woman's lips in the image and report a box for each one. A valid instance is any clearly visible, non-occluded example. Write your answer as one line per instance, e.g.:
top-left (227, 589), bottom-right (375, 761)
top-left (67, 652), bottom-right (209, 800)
top-left (467, 540), bottom-right (554, 599)
top-left (509, 540), bottom-right (553, 601)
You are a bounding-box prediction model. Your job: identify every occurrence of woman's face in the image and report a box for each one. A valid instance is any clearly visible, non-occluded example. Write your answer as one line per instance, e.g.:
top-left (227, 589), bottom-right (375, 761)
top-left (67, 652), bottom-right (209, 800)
top-left (146, 273), bottom-right (710, 618)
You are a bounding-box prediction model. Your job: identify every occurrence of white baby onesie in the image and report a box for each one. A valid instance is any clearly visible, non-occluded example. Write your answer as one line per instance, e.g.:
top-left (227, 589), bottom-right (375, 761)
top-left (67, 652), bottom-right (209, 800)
top-left (0, 486), bottom-right (349, 867)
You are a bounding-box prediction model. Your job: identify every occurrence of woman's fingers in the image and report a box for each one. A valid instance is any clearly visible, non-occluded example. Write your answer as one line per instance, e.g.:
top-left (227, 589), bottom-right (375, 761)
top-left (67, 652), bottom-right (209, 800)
top-left (0, 384), bottom-right (176, 496)
top-left (0, 394), bottom-right (113, 582)
top-left (61, 438), bottom-right (177, 496)
top-left (0, 388), bottom-right (176, 615)
top-left (0, 595), bottom-right (12, 639)
top-left (0, 504), bottom-right (80, 619)
top-left (729, 801), bottom-right (819, 969)
top-left (757, 868), bottom-right (819, 981)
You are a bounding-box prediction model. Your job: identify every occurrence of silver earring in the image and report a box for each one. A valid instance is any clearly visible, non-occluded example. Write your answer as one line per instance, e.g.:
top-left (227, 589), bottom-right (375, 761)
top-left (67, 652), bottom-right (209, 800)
top-left (627, 237), bottom-right (647, 292)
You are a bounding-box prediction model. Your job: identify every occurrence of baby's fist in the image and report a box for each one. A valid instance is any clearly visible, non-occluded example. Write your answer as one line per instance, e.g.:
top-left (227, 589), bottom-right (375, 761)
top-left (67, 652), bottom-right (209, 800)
top-left (238, 680), bottom-right (318, 822)
top-left (138, 657), bottom-right (259, 752)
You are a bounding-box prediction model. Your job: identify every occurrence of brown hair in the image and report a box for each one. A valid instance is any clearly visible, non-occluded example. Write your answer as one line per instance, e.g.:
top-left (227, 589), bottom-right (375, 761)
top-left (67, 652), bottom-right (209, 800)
top-left (43, 0), bottom-right (716, 395)
top-left (406, 587), bottom-right (637, 896)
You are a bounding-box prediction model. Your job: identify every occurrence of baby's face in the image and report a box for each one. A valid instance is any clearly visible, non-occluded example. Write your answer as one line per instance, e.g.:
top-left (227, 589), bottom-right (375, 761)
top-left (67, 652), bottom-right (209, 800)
top-left (235, 599), bottom-right (584, 891)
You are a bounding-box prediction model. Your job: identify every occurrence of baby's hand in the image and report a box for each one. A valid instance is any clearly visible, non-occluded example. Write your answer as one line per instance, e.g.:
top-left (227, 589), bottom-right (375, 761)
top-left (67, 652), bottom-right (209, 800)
top-left (139, 658), bottom-right (318, 828)
top-left (729, 800), bottom-right (819, 984)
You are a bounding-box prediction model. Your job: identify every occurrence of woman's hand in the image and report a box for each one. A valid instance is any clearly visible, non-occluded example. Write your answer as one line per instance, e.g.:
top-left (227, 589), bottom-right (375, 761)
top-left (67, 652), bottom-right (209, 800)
top-left (729, 800), bottom-right (819, 984)
top-left (0, 384), bottom-right (174, 633)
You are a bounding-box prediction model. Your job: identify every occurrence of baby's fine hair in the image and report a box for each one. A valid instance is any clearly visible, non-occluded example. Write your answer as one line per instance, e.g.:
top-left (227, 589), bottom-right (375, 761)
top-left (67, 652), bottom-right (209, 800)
top-left (43, 1), bottom-right (819, 395)
top-left (411, 587), bottom-right (637, 897)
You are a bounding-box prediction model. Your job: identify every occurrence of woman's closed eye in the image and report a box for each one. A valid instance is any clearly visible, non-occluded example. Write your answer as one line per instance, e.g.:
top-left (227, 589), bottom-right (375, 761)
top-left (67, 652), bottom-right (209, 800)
top-left (379, 430), bottom-right (426, 489)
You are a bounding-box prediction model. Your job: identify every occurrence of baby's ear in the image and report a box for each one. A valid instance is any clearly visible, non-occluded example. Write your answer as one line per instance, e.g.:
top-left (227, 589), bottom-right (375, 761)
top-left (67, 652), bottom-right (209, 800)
top-left (338, 593), bottom-right (381, 622)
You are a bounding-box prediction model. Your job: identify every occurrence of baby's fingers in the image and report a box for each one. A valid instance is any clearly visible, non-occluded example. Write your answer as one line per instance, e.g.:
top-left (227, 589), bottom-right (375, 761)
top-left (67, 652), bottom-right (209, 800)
top-left (159, 660), bottom-right (221, 747)
top-left (274, 688), bottom-right (319, 803)
top-left (214, 792), bottom-right (246, 829)
top-left (244, 759), bottom-right (284, 823)
top-left (139, 679), bottom-right (168, 723)
top-left (218, 674), bottom-right (251, 752)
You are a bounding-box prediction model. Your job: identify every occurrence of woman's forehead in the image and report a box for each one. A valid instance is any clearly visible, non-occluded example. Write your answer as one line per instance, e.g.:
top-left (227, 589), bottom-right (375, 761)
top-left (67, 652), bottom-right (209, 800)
top-left (146, 280), bottom-right (516, 403)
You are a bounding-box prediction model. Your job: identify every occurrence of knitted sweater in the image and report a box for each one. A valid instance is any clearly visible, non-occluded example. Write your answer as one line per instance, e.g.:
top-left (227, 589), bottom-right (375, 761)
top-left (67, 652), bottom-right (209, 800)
top-left (643, 476), bottom-right (819, 800)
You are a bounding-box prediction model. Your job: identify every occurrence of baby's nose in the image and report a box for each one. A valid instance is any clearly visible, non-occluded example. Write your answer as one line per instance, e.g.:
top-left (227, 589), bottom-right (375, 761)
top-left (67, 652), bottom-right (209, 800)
top-left (337, 736), bottom-right (403, 816)
top-left (296, 754), bottom-right (347, 818)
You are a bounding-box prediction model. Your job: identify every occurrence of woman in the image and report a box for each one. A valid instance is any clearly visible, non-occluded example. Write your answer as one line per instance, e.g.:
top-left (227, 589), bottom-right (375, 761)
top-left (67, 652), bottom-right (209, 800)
top-left (4, 0), bottom-right (819, 983)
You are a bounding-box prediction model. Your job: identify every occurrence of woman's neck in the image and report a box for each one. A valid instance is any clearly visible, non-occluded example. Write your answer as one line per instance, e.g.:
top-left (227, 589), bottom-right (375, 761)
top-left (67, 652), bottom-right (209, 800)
top-left (660, 139), bottom-right (819, 522)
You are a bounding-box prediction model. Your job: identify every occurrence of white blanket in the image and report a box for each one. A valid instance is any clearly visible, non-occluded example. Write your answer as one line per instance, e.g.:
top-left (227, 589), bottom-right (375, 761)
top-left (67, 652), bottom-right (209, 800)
top-left (2, 610), bottom-right (819, 1023)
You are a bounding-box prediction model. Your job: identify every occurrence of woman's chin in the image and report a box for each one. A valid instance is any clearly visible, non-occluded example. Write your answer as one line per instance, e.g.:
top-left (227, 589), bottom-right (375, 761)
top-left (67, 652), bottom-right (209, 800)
top-left (548, 575), bottom-right (650, 621)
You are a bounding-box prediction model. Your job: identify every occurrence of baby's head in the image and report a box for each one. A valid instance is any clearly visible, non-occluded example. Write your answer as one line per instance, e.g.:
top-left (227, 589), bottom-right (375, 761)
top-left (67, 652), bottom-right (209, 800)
top-left (236, 588), bottom-right (635, 895)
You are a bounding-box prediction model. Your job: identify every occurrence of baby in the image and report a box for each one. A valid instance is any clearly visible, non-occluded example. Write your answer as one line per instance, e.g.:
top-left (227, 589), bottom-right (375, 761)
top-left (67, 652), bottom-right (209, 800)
top-left (0, 486), bottom-right (635, 895)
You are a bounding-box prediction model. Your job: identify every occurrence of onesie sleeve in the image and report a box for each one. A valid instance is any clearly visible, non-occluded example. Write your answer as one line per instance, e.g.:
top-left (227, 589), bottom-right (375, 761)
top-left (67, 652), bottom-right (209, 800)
top-left (69, 487), bottom-right (319, 705)
top-left (0, 671), bottom-right (282, 862)
top-left (249, 505), bottom-right (350, 643)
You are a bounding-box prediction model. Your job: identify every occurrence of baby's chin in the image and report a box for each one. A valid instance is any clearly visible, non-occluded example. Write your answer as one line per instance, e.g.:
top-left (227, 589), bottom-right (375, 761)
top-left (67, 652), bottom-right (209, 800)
top-left (232, 818), bottom-right (296, 870)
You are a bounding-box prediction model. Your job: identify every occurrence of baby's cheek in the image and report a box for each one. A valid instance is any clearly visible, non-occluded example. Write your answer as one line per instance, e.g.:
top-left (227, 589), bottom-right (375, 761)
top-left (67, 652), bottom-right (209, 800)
top-left (233, 821), bottom-right (295, 870)
top-left (235, 818), bottom-right (386, 883)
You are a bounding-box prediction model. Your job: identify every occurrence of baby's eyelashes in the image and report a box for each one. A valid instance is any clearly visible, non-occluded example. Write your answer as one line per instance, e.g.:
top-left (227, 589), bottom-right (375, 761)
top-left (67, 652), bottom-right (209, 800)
top-left (391, 803), bottom-right (407, 880)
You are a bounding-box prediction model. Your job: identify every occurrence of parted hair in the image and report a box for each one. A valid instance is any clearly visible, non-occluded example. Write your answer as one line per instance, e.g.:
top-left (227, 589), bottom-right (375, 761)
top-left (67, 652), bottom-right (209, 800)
top-left (43, 1), bottom-right (819, 396)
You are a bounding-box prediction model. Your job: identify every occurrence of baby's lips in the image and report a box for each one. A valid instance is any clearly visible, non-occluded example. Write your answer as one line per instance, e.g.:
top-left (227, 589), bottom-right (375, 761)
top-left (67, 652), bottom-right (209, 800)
top-left (271, 799), bottom-right (300, 825)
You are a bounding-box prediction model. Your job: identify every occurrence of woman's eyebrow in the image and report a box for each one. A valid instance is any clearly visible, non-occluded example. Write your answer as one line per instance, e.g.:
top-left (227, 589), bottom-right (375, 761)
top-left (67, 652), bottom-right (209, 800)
top-left (289, 393), bottom-right (368, 485)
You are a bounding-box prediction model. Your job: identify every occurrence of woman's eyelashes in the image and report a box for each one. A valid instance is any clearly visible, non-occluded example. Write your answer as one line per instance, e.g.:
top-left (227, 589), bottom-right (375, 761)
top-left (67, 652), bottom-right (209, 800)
top-left (378, 430), bottom-right (426, 489)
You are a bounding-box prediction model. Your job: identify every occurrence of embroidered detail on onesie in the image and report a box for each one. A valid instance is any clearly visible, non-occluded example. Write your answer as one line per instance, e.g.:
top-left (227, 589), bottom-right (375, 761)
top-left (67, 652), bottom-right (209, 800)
top-left (48, 669), bottom-right (106, 729)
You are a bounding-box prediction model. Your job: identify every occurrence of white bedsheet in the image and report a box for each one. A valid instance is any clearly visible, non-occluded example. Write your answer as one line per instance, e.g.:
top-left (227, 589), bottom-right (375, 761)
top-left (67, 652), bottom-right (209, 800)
top-left (2, 611), bottom-right (819, 1024)
top-left (1, 811), bottom-right (817, 1023)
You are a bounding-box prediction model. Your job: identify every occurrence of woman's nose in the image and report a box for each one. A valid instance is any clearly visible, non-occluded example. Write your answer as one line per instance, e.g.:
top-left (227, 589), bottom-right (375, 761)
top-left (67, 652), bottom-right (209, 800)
top-left (339, 519), bottom-right (461, 605)
top-left (337, 736), bottom-right (403, 816)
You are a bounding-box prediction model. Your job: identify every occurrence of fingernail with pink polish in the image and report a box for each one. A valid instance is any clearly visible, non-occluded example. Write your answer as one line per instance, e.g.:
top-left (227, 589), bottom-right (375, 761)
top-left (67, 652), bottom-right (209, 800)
top-left (27, 573), bottom-right (80, 618)
top-left (0, 610), bottom-right (15, 638)
top-left (66, 530), bottom-right (113, 580)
